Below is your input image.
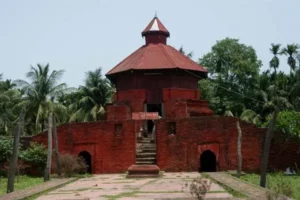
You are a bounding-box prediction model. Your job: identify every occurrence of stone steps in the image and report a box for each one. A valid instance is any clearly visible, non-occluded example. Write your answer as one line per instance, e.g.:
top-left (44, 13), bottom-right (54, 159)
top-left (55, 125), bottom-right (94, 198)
top-left (137, 149), bottom-right (156, 153)
top-left (136, 157), bottom-right (156, 161)
top-left (126, 164), bottom-right (160, 178)
top-left (136, 135), bottom-right (156, 165)
top-left (136, 152), bottom-right (156, 158)
top-left (136, 160), bottom-right (156, 165)
top-left (126, 135), bottom-right (159, 178)
top-left (139, 143), bottom-right (156, 148)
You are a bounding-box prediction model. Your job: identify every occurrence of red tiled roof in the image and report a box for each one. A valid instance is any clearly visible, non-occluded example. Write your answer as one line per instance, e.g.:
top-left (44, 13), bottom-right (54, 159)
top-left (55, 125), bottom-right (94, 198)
top-left (106, 43), bottom-right (207, 75)
top-left (142, 17), bottom-right (170, 37)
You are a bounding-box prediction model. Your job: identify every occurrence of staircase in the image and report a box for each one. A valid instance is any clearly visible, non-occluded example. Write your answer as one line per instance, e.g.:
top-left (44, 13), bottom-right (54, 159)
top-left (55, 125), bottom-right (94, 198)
top-left (126, 134), bottom-right (160, 178)
top-left (136, 135), bottom-right (156, 165)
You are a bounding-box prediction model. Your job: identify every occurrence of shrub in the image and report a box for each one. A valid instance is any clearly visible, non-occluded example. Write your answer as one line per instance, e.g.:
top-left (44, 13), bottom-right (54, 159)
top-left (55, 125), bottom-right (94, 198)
top-left (184, 177), bottom-right (212, 200)
top-left (0, 137), bottom-right (15, 163)
top-left (0, 160), bottom-right (30, 177)
top-left (19, 142), bottom-right (47, 176)
top-left (59, 153), bottom-right (88, 177)
top-left (20, 142), bottom-right (47, 170)
top-left (267, 174), bottom-right (294, 199)
top-left (0, 137), bottom-right (23, 176)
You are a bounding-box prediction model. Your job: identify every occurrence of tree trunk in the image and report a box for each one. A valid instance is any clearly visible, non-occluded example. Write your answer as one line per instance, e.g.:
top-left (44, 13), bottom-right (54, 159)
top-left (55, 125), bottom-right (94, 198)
top-left (236, 120), bottom-right (242, 178)
top-left (7, 110), bottom-right (25, 193)
top-left (260, 107), bottom-right (279, 187)
top-left (52, 115), bottom-right (61, 177)
top-left (44, 113), bottom-right (53, 182)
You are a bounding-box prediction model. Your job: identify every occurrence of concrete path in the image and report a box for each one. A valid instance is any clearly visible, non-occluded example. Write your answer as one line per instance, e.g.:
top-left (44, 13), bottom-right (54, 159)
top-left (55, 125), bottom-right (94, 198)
top-left (36, 172), bottom-right (234, 200)
top-left (0, 178), bottom-right (75, 200)
top-left (207, 172), bottom-right (291, 200)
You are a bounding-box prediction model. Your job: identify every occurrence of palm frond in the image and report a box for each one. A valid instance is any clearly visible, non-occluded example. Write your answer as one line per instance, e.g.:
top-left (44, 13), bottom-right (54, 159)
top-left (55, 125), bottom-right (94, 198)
top-left (224, 110), bottom-right (234, 117)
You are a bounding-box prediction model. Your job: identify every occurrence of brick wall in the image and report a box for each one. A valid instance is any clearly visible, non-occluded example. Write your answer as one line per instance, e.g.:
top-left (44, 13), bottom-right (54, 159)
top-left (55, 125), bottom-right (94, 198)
top-left (115, 89), bottom-right (146, 102)
top-left (106, 104), bottom-right (131, 121)
top-left (31, 120), bottom-right (136, 174)
top-left (156, 116), bottom-right (265, 172)
top-left (164, 100), bottom-right (188, 119)
top-left (163, 99), bottom-right (213, 119)
top-left (269, 137), bottom-right (300, 171)
top-left (162, 88), bottom-right (200, 101)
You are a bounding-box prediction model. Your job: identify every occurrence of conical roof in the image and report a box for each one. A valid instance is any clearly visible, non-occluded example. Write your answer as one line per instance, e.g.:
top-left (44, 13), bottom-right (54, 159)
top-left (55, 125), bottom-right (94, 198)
top-left (141, 17), bottom-right (170, 37)
top-left (106, 16), bottom-right (207, 76)
top-left (106, 44), bottom-right (207, 75)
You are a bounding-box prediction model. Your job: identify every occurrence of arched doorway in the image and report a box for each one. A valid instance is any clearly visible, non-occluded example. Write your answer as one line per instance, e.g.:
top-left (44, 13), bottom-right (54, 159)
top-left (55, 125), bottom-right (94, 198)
top-left (78, 151), bottom-right (92, 173)
top-left (200, 150), bottom-right (216, 172)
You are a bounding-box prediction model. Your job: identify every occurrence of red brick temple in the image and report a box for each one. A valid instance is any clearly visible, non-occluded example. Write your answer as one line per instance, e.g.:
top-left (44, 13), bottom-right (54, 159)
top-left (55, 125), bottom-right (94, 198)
top-left (31, 16), bottom-right (300, 174)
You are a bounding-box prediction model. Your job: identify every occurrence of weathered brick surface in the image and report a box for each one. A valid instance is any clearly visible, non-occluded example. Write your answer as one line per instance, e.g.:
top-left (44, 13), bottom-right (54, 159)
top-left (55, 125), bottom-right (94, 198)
top-left (105, 104), bottom-right (131, 121)
top-left (269, 139), bottom-right (300, 170)
top-left (162, 88), bottom-right (200, 101)
top-left (115, 89), bottom-right (146, 102)
top-left (32, 121), bottom-right (136, 174)
top-left (156, 116), bottom-right (265, 172)
top-left (163, 99), bottom-right (213, 119)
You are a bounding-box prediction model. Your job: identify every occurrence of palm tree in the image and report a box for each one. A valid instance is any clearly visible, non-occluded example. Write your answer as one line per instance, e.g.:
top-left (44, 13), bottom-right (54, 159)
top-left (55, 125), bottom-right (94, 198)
top-left (281, 44), bottom-right (299, 72)
top-left (2, 80), bottom-right (16, 91)
top-left (15, 64), bottom-right (69, 134)
top-left (269, 44), bottom-right (281, 74)
top-left (0, 89), bottom-right (21, 135)
top-left (179, 46), bottom-right (193, 58)
top-left (69, 68), bottom-right (113, 122)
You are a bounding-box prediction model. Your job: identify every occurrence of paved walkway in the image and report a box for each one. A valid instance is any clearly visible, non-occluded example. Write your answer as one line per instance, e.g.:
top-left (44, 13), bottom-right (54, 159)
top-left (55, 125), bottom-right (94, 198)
top-left (207, 172), bottom-right (291, 200)
top-left (0, 178), bottom-right (75, 200)
top-left (35, 172), bottom-right (235, 200)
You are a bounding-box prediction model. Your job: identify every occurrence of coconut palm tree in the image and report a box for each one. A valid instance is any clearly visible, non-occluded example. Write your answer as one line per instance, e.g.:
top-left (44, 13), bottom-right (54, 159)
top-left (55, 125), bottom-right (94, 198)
top-left (269, 44), bottom-right (281, 74)
top-left (69, 68), bottom-right (114, 122)
top-left (15, 64), bottom-right (69, 134)
top-left (179, 46), bottom-right (193, 58)
top-left (281, 44), bottom-right (299, 72)
top-left (0, 89), bottom-right (22, 135)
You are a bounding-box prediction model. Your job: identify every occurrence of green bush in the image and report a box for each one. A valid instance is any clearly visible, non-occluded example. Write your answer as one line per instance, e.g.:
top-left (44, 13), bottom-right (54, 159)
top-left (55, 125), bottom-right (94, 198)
top-left (0, 137), bottom-right (24, 176)
top-left (20, 142), bottom-right (47, 170)
top-left (0, 137), bottom-right (14, 163)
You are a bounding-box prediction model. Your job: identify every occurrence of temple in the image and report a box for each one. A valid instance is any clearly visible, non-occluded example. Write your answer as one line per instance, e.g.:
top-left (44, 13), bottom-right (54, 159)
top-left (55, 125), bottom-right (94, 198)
top-left (31, 16), bottom-right (299, 174)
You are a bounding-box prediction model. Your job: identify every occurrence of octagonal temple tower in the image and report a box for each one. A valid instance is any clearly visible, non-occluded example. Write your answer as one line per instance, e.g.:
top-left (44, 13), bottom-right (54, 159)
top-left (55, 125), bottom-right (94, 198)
top-left (105, 16), bottom-right (213, 124)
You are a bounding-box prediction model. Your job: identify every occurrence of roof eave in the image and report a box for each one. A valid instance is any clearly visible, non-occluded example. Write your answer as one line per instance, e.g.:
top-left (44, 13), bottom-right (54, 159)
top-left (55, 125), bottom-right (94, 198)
top-left (141, 30), bottom-right (170, 37)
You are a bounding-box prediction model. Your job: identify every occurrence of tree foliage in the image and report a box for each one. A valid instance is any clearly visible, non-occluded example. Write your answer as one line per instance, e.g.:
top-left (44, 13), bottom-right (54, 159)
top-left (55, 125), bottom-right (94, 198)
top-left (0, 137), bottom-right (15, 163)
top-left (199, 38), bottom-right (261, 116)
top-left (68, 68), bottom-right (114, 122)
top-left (197, 37), bottom-right (300, 136)
top-left (271, 111), bottom-right (300, 137)
top-left (20, 142), bottom-right (47, 168)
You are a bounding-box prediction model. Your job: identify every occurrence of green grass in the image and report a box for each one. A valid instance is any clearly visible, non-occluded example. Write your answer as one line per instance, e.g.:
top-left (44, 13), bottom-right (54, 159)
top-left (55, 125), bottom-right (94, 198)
top-left (102, 191), bottom-right (138, 200)
top-left (0, 175), bottom-right (43, 195)
top-left (23, 178), bottom-right (78, 200)
top-left (241, 173), bottom-right (300, 199)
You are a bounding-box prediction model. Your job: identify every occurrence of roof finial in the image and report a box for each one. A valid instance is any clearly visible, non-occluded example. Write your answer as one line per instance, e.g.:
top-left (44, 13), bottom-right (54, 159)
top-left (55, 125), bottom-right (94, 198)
top-left (154, 10), bottom-right (157, 18)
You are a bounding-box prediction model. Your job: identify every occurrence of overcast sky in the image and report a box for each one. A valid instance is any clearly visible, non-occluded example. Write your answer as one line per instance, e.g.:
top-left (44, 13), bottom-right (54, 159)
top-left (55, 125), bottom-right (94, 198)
top-left (0, 0), bottom-right (299, 87)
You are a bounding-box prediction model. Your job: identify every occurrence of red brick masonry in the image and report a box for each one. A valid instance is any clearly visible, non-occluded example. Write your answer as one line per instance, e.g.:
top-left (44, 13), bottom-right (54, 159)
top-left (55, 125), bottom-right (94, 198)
top-left (31, 115), bottom-right (300, 174)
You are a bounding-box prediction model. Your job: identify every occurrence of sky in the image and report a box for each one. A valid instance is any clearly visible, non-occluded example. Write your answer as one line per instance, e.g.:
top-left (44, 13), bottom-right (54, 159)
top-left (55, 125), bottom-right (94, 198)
top-left (0, 0), bottom-right (299, 87)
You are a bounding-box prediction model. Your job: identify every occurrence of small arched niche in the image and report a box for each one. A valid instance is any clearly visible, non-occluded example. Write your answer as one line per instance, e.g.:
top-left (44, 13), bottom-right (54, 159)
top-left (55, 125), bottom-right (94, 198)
top-left (78, 151), bottom-right (92, 173)
top-left (200, 150), bottom-right (217, 172)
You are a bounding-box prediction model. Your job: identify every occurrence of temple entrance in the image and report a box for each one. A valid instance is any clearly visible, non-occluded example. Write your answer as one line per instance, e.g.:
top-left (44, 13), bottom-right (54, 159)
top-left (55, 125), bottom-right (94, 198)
top-left (146, 104), bottom-right (161, 132)
top-left (78, 151), bottom-right (92, 173)
top-left (200, 150), bottom-right (216, 172)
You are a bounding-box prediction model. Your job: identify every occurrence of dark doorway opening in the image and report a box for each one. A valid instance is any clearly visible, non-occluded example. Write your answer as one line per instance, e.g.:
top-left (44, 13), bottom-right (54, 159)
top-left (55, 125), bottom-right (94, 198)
top-left (200, 150), bottom-right (216, 172)
top-left (146, 104), bottom-right (161, 132)
top-left (78, 151), bottom-right (92, 173)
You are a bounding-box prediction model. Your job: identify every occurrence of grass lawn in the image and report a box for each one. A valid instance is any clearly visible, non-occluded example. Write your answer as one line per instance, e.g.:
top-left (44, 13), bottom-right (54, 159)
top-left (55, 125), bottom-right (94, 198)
top-left (0, 175), bottom-right (43, 195)
top-left (241, 173), bottom-right (300, 199)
